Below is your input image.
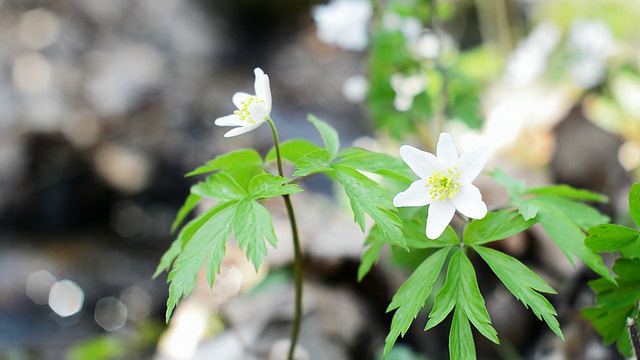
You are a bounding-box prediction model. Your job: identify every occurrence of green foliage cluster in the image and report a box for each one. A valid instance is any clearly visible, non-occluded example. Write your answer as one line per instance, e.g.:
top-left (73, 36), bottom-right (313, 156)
top-left (583, 183), bottom-right (640, 357)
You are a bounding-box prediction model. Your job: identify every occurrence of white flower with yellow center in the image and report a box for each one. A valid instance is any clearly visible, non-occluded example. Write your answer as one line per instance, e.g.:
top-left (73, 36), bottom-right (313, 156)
top-left (215, 68), bottom-right (272, 137)
top-left (393, 133), bottom-right (489, 239)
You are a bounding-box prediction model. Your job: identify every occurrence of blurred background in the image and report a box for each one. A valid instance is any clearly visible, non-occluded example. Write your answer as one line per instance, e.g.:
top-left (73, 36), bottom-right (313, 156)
top-left (1, 0), bottom-right (640, 359)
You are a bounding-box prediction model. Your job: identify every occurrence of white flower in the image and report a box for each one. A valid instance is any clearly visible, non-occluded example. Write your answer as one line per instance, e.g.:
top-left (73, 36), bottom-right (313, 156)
top-left (215, 68), bottom-right (272, 137)
top-left (312, 0), bottom-right (372, 51)
top-left (393, 133), bottom-right (489, 239)
top-left (390, 73), bottom-right (427, 111)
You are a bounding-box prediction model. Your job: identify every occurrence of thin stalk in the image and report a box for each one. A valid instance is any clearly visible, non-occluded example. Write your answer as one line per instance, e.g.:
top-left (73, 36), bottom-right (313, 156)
top-left (628, 316), bottom-right (640, 358)
top-left (267, 118), bottom-right (303, 360)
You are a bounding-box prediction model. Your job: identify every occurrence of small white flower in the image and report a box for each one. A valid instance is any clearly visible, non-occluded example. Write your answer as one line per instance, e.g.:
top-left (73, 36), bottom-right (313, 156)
top-left (312, 0), bottom-right (372, 51)
top-left (393, 133), bottom-right (489, 239)
top-left (215, 68), bottom-right (272, 137)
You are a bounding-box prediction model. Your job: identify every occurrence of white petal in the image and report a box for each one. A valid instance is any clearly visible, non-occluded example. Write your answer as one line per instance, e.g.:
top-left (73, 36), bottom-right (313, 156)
top-left (254, 68), bottom-right (272, 112)
top-left (452, 182), bottom-right (487, 219)
top-left (426, 200), bottom-right (456, 239)
top-left (393, 179), bottom-right (431, 207)
top-left (436, 133), bottom-right (458, 165)
top-left (458, 145), bottom-right (489, 182)
top-left (399, 145), bottom-right (442, 179)
top-left (248, 103), bottom-right (269, 124)
top-left (232, 92), bottom-right (252, 109)
top-left (215, 114), bottom-right (243, 127)
top-left (223, 122), bottom-right (264, 137)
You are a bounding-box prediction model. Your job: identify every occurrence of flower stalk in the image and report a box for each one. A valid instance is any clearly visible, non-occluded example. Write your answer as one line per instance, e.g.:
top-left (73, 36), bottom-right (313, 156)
top-left (267, 118), bottom-right (304, 360)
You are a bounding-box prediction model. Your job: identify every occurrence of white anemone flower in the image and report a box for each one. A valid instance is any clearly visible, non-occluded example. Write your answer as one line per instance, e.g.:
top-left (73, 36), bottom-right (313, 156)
top-left (393, 133), bottom-right (489, 239)
top-left (215, 68), bottom-right (272, 137)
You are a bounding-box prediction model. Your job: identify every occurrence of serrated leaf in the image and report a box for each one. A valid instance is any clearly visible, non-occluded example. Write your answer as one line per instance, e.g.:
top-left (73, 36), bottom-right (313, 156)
top-left (308, 114), bottom-right (340, 158)
top-left (491, 169), bottom-right (524, 200)
top-left (190, 172), bottom-right (247, 201)
top-left (524, 185), bottom-right (608, 203)
top-left (165, 202), bottom-right (236, 321)
top-left (449, 306), bottom-right (475, 360)
top-left (265, 139), bottom-right (322, 165)
top-left (171, 193), bottom-right (202, 234)
top-left (155, 204), bottom-right (223, 278)
top-left (425, 250), bottom-right (499, 346)
top-left (333, 164), bottom-right (406, 248)
top-left (186, 149), bottom-right (262, 189)
top-left (384, 247), bottom-right (450, 357)
top-left (248, 174), bottom-right (302, 200)
top-left (586, 224), bottom-right (639, 253)
top-left (336, 147), bottom-right (415, 183)
top-left (292, 149), bottom-right (333, 177)
top-left (526, 196), bottom-right (614, 282)
top-left (613, 258), bottom-right (640, 282)
top-left (593, 258), bottom-right (640, 309)
top-left (358, 226), bottom-right (386, 281)
top-left (234, 198), bottom-right (278, 271)
top-left (630, 183), bottom-right (640, 228)
top-left (475, 246), bottom-right (563, 339)
top-left (530, 195), bottom-right (608, 231)
top-left (463, 210), bottom-right (535, 245)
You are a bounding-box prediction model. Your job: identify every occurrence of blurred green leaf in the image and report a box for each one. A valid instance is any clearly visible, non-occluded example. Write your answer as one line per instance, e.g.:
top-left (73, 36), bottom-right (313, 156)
top-left (358, 226), bottom-right (386, 281)
top-left (67, 336), bottom-right (125, 360)
top-left (171, 193), bottom-right (202, 234)
top-left (186, 149), bottom-right (263, 189)
top-left (308, 114), bottom-right (340, 159)
top-left (524, 185), bottom-right (608, 203)
top-left (292, 149), bottom-right (333, 177)
top-left (629, 183), bottom-right (640, 228)
top-left (336, 147), bottom-right (415, 183)
top-left (265, 139), bottom-right (321, 166)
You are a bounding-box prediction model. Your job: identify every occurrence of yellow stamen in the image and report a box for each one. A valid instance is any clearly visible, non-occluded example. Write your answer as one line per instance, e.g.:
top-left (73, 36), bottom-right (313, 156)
top-left (426, 167), bottom-right (461, 201)
top-left (233, 96), bottom-right (265, 124)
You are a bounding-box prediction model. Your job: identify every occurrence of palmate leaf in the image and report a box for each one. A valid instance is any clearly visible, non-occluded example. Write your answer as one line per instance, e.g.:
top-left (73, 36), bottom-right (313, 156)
top-left (170, 193), bottom-right (202, 234)
top-left (474, 246), bottom-right (563, 339)
top-left (333, 164), bottom-right (406, 249)
top-left (384, 247), bottom-right (450, 357)
top-left (190, 172), bottom-right (247, 202)
top-left (165, 201), bottom-right (237, 321)
top-left (425, 249), bottom-right (499, 356)
top-left (291, 149), bottom-right (333, 177)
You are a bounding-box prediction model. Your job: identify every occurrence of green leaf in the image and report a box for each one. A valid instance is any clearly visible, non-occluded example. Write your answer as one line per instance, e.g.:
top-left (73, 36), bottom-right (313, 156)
top-left (613, 258), bottom-right (640, 282)
top-left (449, 306), bottom-right (475, 360)
top-left (190, 172), bottom-right (247, 201)
top-left (425, 250), bottom-right (499, 345)
top-left (154, 204), bottom-right (223, 278)
top-left (265, 139), bottom-right (322, 165)
top-left (292, 149), bottom-right (333, 177)
top-left (248, 174), bottom-right (302, 200)
top-left (463, 210), bottom-right (535, 245)
top-left (582, 306), bottom-right (634, 357)
top-left (524, 185), bottom-right (608, 203)
top-left (475, 246), bottom-right (563, 339)
top-left (186, 149), bottom-right (263, 189)
top-left (171, 193), bottom-right (202, 234)
top-left (585, 224), bottom-right (639, 253)
top-left (234, 198), bottom-right (279, 271)
top-left (358, 226), bottom-right (386, 281)
top-left (165, 202), bottom-right (237, 321)
top-left (308, 114), bottom-right (340, 158)
top-left (526, 196), bottom-right (614, 282)
top-left (519, 204), bottom-right (538, 221)
top-left (404, 219), bottom-right (458, 249)
top-left (491, 169), bottom-right (524, 200)
top-left (630, 183), bottom-right (640, 228)
top-left (333, 164), bottom-right (406, 248)
top-left (384, 247), bottom-right (450, 357)
top-left (336, 147), bottom-right (415, 183)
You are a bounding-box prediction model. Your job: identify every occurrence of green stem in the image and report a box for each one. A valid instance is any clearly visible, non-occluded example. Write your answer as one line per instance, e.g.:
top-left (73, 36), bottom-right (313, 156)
top-left (267, 118), bottom-right (303, 360)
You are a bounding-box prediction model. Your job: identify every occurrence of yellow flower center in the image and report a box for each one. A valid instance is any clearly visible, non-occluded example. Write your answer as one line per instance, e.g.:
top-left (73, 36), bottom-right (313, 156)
top-left (234, 96), bottom-right (265, 124)
top-left (426, 167), bottom-right (461, 201)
